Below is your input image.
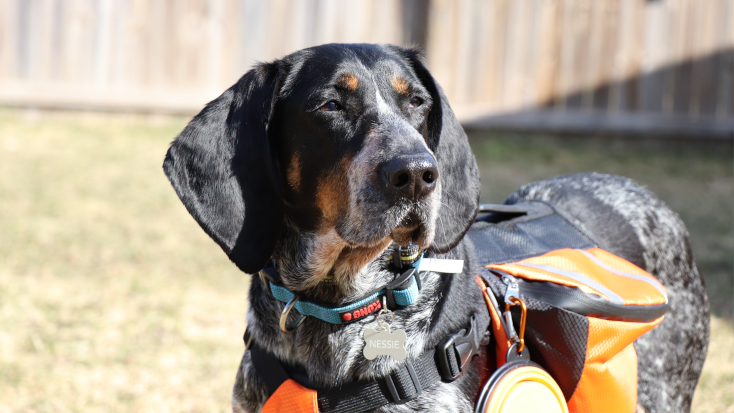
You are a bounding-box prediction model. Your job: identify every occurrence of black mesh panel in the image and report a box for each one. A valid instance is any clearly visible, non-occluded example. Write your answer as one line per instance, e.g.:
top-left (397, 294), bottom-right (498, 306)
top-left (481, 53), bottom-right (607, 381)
top-left (519, 299), bottom-right (589, 400)
top-left (468, 201), bottom-right (596, 265)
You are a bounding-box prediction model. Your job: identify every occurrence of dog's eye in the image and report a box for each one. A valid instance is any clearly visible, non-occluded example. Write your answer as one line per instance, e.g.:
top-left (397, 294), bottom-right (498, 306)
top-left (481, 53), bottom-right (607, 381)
top-left (320, 101), bottom-right (340, 111)
top-left (410, 97), bottom-right (423, 108)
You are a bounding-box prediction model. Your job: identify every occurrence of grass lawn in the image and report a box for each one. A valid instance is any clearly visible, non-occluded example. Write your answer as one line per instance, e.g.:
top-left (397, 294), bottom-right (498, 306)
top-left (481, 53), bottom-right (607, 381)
top-left (0, 109), bottom-right (731, 412)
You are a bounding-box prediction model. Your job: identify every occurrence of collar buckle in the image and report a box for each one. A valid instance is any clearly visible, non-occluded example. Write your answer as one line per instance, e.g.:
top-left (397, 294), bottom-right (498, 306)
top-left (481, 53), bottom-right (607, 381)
top-left (385, 267), bottom-right (420, 310)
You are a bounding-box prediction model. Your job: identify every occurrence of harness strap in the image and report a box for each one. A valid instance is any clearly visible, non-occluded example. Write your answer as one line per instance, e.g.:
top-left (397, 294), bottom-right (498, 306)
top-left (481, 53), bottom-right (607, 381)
top-left (317, 350), bottom-right (438, 413)
top-left (248, 331), bottom-right (290, 394)
top-left (246, 315), bottom-right (484, 413)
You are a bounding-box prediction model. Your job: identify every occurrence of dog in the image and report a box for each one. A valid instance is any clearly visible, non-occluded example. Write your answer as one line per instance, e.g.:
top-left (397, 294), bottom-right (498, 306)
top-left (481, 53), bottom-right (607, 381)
top-left (163, 43), bottom-right (709, 413)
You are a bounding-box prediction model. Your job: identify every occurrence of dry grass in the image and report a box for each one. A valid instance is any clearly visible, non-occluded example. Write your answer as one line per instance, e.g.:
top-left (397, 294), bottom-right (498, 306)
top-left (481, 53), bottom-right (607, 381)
top-left (692, 316), bottom-right (734, 413)
top-left (0, 110), bottom-right (246, 412)
top-left (0, 110), bottom-right (731, 412)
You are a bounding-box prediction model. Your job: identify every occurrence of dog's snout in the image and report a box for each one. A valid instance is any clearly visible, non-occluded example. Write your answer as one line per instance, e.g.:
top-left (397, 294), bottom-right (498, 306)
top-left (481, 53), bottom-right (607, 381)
top-left (382, 153), bottom-right (439, 201)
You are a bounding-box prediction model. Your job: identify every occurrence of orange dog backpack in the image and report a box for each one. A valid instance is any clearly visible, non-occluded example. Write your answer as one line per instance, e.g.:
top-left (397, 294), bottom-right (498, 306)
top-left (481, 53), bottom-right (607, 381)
top-left (470, 202), bottom-right (668, 413)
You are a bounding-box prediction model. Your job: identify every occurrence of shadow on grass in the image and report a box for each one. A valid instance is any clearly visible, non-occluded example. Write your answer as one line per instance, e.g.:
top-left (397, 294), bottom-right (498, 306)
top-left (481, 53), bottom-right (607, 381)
top-left (467, 131), bottom-right (734, 321)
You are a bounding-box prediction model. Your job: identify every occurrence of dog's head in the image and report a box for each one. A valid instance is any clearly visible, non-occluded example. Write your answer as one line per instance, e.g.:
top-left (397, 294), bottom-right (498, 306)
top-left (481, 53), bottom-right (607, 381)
top-left (164, 44), bottom-right (479, 285)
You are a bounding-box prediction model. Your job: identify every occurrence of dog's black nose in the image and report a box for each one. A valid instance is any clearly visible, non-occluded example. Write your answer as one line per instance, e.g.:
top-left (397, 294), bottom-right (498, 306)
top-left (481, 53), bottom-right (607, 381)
top-left (382, 153), bottom-right (439, 201)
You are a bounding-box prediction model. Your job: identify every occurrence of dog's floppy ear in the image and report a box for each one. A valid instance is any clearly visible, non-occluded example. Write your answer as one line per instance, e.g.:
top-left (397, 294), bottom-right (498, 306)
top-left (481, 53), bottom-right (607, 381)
top-left (395, 47), bottom-right (481, 253)
top-left (163, 63), bottom-right (284, 274)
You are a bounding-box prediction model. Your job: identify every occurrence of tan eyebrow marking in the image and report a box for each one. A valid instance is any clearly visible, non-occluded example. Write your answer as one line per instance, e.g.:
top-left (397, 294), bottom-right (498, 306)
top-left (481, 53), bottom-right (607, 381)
top-left (337, 73), bottom-right (359, 91)
top-left (391, 76), bottom-right (410, 94)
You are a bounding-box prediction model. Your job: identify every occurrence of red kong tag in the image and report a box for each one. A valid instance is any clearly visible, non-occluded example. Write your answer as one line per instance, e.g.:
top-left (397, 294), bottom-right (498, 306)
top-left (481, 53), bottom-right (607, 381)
top-left (340, 299), bottom-right (382, 322)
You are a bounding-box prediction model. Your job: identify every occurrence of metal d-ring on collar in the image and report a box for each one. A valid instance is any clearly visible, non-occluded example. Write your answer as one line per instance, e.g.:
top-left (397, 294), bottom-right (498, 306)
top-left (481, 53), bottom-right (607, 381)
top-left (280, 294), bottom-right (307, 333)
top-left (258, 265), bottom-right (308, 333)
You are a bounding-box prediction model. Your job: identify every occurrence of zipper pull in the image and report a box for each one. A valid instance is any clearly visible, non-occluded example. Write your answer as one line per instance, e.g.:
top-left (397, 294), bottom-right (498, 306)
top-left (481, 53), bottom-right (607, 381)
top-left (501, 272), bottom-right (520, 303)
top-left (500, 272), bottom-right (529, 362)
top-left (501, 273), bottom-right (520, 342)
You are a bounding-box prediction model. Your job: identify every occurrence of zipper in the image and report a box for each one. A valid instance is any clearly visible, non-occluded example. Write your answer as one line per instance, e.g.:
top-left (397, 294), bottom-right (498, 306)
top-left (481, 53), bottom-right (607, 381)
top-left (491, 270), bottom-right (668, 322)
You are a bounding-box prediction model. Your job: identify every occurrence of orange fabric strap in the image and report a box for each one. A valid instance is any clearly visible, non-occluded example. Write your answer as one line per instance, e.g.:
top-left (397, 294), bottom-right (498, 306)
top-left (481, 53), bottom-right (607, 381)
top-left (476, 275), bottom-right (510, 368)
top-left (262, 379), bottom-right (318, 413)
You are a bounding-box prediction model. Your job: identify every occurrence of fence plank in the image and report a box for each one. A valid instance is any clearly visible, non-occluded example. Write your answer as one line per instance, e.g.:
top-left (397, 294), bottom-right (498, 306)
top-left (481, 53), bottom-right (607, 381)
top-left (425, 0), bottom-right (456, 98)
top-left (536, 0), bottom-right (560, 106)
top-left (715, 0), bottom-right (734, 118)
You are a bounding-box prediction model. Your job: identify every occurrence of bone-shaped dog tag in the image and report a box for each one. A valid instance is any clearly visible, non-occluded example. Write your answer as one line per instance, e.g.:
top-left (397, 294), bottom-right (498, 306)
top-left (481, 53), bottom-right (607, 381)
top-left (363, 327), bottom-right (407, 361)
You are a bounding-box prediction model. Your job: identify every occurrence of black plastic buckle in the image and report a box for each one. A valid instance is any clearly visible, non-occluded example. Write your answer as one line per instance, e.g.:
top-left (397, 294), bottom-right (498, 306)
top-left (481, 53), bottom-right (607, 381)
top-left (385, 268), bottom-right (419, 310)
top-left (436, 317), bottom-right (480, 382)
top-left (385, 360), bottom-right (423, 404)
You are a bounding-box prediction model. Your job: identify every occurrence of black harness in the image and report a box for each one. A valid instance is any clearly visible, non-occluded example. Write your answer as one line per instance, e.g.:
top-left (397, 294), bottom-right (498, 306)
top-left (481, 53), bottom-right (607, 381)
top-left (246, 317), bottom-right (484, 413)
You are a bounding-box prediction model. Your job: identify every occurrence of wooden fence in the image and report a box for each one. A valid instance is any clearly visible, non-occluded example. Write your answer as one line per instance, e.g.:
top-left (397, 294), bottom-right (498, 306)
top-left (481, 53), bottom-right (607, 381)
top-left (0, 0), bottom-right (405, 112)
top-left (428, 0), bottom-right (734, 137)
top-left (0, 0), bottom-right (732, 137)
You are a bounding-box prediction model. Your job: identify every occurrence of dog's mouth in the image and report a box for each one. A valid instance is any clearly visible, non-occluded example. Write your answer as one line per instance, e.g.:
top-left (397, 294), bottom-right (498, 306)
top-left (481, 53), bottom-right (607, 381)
top-left (390, 212), bottom-right (430, 247)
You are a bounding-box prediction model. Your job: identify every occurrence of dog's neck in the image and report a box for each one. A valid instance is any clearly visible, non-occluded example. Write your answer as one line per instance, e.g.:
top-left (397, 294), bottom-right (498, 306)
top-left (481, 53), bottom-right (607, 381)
top-left (270, 218), bottom-right (397, 303)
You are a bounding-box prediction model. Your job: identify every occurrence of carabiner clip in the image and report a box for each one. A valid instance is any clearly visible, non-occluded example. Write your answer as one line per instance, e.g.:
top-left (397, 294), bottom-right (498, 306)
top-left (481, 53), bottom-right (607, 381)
top-left (505, 296), bottom-right (527, 353)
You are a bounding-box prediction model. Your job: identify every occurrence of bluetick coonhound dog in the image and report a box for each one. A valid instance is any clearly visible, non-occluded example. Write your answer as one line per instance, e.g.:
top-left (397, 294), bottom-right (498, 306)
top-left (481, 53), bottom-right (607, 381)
top-left (163, 43), bottom-right (709, 412)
